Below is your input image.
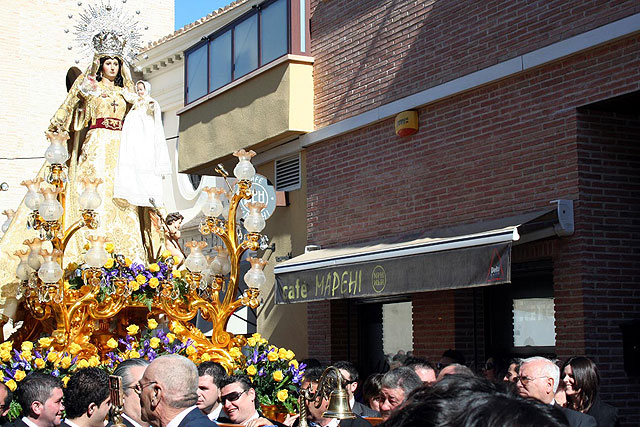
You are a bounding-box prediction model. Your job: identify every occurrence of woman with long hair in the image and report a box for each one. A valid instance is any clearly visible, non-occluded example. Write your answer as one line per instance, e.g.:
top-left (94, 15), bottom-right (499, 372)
top-left (562, 356), bottom-right (619, 427)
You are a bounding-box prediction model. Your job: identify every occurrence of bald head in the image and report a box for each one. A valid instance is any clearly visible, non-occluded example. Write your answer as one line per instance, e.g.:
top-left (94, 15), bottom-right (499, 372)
top-left (147, 355), bottom-right (198, 408)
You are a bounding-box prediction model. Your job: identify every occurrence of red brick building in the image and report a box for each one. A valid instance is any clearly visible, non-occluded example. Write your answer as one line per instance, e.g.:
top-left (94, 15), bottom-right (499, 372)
top-left (281, 1), bottom-right (640, 424)
top-left (172, 0), bottom-right (639, 423)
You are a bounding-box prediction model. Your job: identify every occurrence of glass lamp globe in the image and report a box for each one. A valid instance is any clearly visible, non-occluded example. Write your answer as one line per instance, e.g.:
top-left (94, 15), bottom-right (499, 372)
top-left (39, 188), bottom-right (64, 221)
top-left (44, 130), bottom-right (71, 165)
top-left (14, 250), bottom-right (33, 281)
top-left (84, 235), bottom-right (109, 268)
top-left (210, 246), bottom-right (231, 275)
top-left (25, 238), bottom-right (44, 270)
top-left (233, 149), bottom-right (257, 181)
top-left (201, 187), bottom-right (226, 217)
top-left (244, 202), bottom-right (266, 233)
top-left (38, 249), bottom-right (63, 283)
top-left (78, 177), bottom-right (103, 210)
top-left (244, 257), bottom-right (267, 289)
top-left (185, 241), bottom-right (209, 273)
top-left (22, 178), bottom-right (45, 211)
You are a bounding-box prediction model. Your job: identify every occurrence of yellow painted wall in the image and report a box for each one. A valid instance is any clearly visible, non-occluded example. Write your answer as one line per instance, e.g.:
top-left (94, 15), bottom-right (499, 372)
top-left (178, 60), bottom-right (313, 173)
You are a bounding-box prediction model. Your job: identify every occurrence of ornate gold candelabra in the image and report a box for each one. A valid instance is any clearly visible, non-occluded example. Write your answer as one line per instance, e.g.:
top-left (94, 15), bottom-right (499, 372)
top-left (10, 136), bottom-right (270, 367)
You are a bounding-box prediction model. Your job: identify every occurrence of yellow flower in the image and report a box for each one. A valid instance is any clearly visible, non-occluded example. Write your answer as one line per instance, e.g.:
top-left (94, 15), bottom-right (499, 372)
top-left (252, 333), bottom-right (262, 339)
top-left (267, 351), bottom-right (279, 362)
top-left (0, 371), bottom-right (3, 381)
top-left (0, 351), bottom-right (11, 362)
top-left (258, 338), bottom-right (267, 345)
top-left (125, 258), bottom-right (132, 267)
top-left (60, 356), bottom-right (72, 369)
top-left (285, 350), bottom-right (295, 361)
top-left (173, 256), bottom-right (181, 264)
top-left (277, 389), bottom-right (288, 402)
top-left (6, 380), bottom-right (16, 391)
top-left (89, 356), bottom-right (100, 367)
top-left (129, 350), bottom-right (141, 359)
top-left (289, 360), bottom-right (299, 369)
top-left (105, 243), bottom-right (115, 253)
top-left (0, 342), bottom-right (12, 352)
top-left (186, 346), bottom-right (197, 356)
top-left (77, 359), bottom-right (90, 369)
top-left (246, 365), bottom-right (257, 376)
top-left (136, 274), bottom-right (147, 284)
top-left (278, 348), bottom-right (288, 359)
top-left (47, 351), bottom-right (58, 363)
top-left (229, 347), bottom-right (242, 359)
top-left (149, 278), bottom-right (159, 289)
top-left (69, 343), bottom-right (82, 355)
top-left (149, 263), bottom-right (160, 272)
top-left (247, 337), bottom-right (257, 347)
top-left (104, 258), bottom-right (115, 268)
top-left (147, 318), bottom-right (158, 329)
top-left (21, 341), bottom-right (34, 352)
top-left (162, 250), bottom-right (172, 259)
top-left (272, 370), bottom-right (284, 382)
top-left (34, 358), bottom-right (46, 369)
top-left (62, 376), bottom-right (70, 386)
top-left (201, 353), bottom-right (211, 362)
top-left (107, 338), bottom-right (118, 349)
top-left (38, 337), bottom-right (54, 348)
top-left (172, 269), bottom-right (181, 279)
top-left (129, 281), bottom-right (140, 291)
top-left (149, 338), bottom-right (160, 349)
top-left (21, 351), bottom-right (32, 361)
top-left (14, 370), bottom-right (26, 382)
top-left (126, 325), bottom-right (140, 336)
top-left (172, 323), bottom-right (186, 335)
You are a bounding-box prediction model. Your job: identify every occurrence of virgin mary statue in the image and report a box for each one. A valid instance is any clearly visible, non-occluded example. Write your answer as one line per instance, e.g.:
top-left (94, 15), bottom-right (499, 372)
top-left (0, 5), bottom-right (156, 305)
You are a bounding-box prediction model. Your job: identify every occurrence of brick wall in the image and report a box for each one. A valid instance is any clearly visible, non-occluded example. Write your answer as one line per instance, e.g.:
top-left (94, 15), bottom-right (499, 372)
top-left (309, 0), bottom-right (640, 127)
top-left (575, 108), bottom-right (640, 425)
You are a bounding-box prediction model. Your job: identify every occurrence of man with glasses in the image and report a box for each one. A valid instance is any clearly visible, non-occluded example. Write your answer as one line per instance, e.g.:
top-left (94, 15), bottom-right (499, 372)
top-left (14, 372), bottom-right (64, 427)
top-left (62, 368), bottom-right (111, 427)
top-left (112, 358), bottom-right (150, 427)
top-left (137, 355), bottom-right (218, 427)
top-left (517, 356), bottom-right (596, 427)
top-left (217, 375), bottom-right (285, 427)
top-left (333, 361), bottom-right (379, 417)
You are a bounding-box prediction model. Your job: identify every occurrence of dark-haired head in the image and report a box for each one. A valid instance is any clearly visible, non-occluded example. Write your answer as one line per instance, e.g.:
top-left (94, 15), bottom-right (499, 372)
top-left (96, 56), bottom-right (124, 87)
top-left (63, 368), bottom-right (110, 419)
top-left (561, 356), bottom-right (600, 412)
top-left (15, 372), bottom-right (63, 418)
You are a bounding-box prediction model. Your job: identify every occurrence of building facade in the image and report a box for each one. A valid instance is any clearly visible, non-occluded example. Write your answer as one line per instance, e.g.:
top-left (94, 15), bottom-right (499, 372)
top-left (142, 1), bottom-right (639, 424)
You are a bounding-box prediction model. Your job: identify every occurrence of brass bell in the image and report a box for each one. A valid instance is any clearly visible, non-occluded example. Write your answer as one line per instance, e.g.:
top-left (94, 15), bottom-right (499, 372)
top-left (323, 382), bottom-right (355, 419)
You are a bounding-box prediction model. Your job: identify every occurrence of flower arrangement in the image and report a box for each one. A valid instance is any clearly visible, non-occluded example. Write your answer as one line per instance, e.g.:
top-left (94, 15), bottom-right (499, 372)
top-left (231, 333), bottom-right (305, 414)
top-left (67, 249), bottom-right (189, 309)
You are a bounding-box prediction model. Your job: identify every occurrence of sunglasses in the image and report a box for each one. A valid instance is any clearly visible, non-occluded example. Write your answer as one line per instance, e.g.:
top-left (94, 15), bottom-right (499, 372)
top-left (221, 390), bottom-right (247, 404)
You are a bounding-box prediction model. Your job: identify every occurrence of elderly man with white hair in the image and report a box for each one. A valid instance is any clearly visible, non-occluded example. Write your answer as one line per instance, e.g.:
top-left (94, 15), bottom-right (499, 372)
top-left (517, 356), bottom-right (596, 427)
top-left (136, 355), bottom-right (219, 427)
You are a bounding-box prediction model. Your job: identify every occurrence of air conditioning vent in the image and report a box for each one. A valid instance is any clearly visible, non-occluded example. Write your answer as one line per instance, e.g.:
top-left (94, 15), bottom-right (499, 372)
top-left (275, 154), bottom-right (301, 191)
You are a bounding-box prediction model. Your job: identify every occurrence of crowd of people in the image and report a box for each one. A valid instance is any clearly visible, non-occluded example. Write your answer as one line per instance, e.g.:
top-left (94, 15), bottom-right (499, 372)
top-left (0, 351), bottom-right (619, 427)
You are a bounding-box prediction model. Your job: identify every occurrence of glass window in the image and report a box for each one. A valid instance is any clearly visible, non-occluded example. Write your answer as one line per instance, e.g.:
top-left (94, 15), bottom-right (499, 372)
top-left (261, 0), bottom-right (288, 64)
top-left (512, 298), bottom-right (556, 347)
top-left (234, 14), bottom-right (258, 78)
top-left (186, 44), bottom-right (208, 103)
top-left (209, 30), bottom-right (232, 91)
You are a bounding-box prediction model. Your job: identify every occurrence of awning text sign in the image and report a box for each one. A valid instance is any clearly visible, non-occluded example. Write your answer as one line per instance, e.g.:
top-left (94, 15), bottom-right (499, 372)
top-left (275, 242), bottom-right (511, 304)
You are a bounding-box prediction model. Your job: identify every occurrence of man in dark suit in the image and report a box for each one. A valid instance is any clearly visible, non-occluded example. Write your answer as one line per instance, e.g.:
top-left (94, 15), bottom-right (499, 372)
top-left (332, 361), bottom-right (379, 418)
top-left (137, 355), bottom-right (218, 427)
top-left (112, 358), bottom-right (150, 427)
top-left (517, 357), bottom-right (596, 427)
top-left (13, 372), bottom-right (64, 427)
top-left (0, 382), bottom-right (13, 426)
top-left (291, 367), bottom-right (371, 427)
top-left (196, 362), bottom-right (227, 422)
top-left (216, 376), bottom-right (286, 427)
top-left (62, 368), bottom-right (111, 427)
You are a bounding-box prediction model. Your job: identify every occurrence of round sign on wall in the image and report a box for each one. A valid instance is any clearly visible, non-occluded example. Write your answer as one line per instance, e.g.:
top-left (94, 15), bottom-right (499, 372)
top-left (238, 174), bottom-right (277, 220)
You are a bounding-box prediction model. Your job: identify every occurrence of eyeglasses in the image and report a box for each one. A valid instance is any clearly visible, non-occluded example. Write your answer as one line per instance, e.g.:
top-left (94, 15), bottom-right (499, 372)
top-left (436, 362), bottom-right (449, 371)
top-left (221, 390), bottom-right (247, 404)
top-left (133, 381), bottom-right (158, 395)
top-left (516, 375), bottom-right (548, 385)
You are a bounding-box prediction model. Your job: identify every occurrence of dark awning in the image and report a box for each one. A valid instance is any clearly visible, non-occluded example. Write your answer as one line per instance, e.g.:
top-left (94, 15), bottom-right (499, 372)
top-left (274, 201), bottom-right (573, 304)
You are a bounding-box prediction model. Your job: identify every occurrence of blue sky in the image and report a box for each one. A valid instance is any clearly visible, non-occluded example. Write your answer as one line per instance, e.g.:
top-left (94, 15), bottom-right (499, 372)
top-left (175, 0), bottom-right (232, 30)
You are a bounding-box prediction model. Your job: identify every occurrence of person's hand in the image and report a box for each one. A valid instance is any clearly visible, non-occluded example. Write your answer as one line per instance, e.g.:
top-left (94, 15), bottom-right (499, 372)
top-left (245, 417), bottom-right (277, 427)
top-left (283, 413), bottom-right (300, 427)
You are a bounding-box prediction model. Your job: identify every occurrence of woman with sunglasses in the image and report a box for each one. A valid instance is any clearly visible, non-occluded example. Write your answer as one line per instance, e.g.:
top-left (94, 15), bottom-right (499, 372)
top-left (561, 356), bottom-right (619, 427)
